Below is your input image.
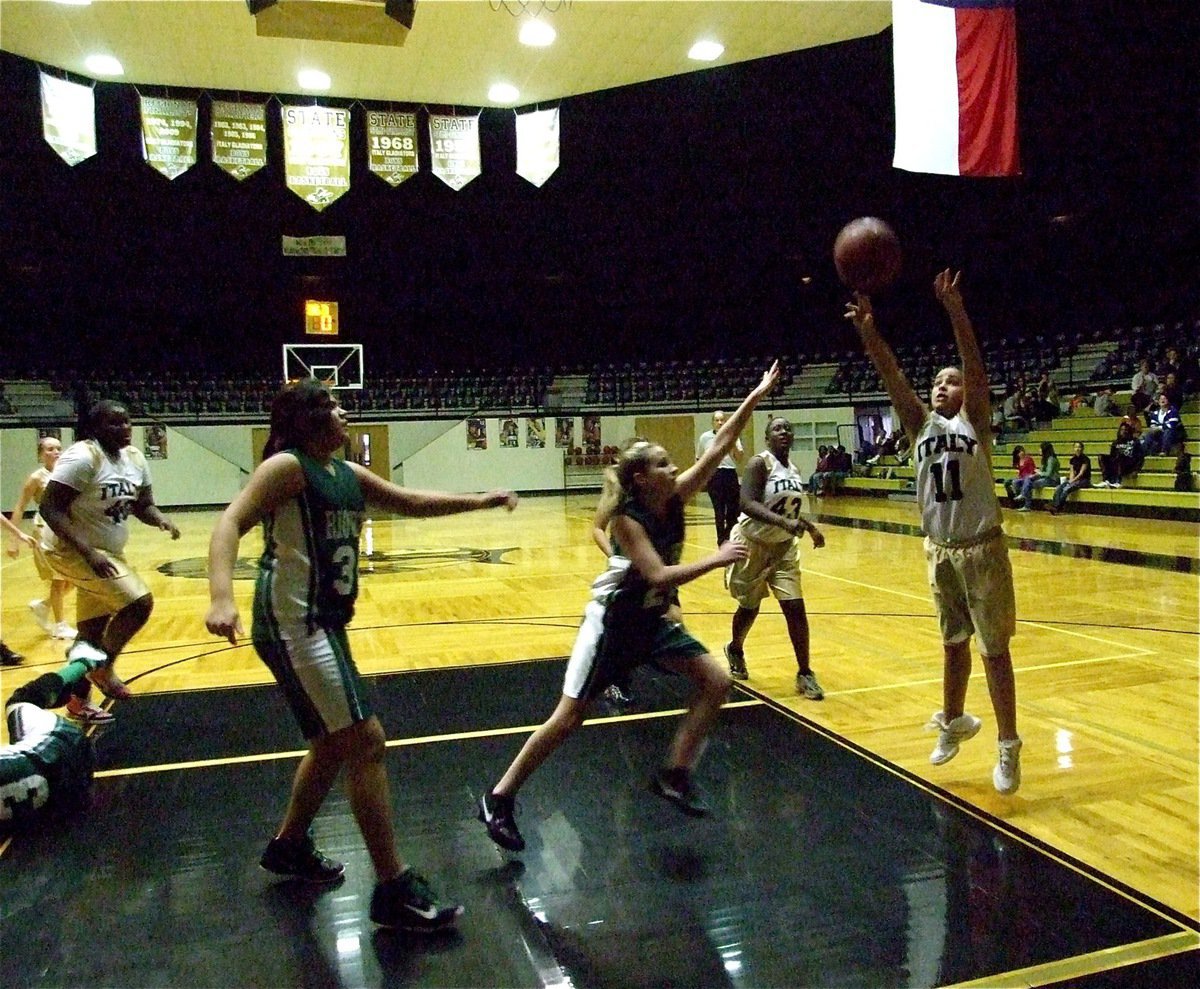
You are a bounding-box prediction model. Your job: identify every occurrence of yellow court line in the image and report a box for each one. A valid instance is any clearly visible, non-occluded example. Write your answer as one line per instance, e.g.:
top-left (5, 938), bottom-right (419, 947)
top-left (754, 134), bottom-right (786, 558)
top-left (944, 930), bottom-right (1199, 988)
top-left (93, 699), bottom-right (765, 779)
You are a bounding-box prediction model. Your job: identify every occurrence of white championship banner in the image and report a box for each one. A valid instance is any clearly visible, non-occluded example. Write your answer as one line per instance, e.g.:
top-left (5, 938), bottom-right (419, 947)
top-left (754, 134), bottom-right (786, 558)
top-left (367, 110), bottom-right (419, 187)
top-left (429, 114), bottom-right (481, 191)
top-left (211, 101), bottom-right (267, 180)
top-left (516, 108), bottom-right (560, 188)
top-left (282, 105), bottom-right (351, 211)
top-left (39, 73), bottom-right (96, 166)
top-left (139, 96), bottom-right (198, 180)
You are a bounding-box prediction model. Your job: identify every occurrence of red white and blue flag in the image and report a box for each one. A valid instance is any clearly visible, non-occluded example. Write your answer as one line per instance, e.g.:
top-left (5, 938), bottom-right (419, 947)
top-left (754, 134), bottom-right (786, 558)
top-left (892, 0), bottom-right (1020, 177)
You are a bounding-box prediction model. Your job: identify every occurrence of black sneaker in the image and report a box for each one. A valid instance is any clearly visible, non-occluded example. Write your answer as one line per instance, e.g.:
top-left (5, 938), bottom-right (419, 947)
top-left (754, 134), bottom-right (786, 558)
top-left (0, 642), bottom-right (24, 667)
top-left (724, 642), bottom-right (748, 680)
top-left (649, 768), bottom-right (710, 817)
top-left (260, 833), bottom-right (345, 884)
top-left (478, 791), bottom-right (525, 851)
top-left (370, 869), bottom-right (464, 932)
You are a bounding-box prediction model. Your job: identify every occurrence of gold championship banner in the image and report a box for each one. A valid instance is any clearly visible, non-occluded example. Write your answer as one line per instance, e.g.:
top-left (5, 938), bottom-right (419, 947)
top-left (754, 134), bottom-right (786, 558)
top-left (516, 108), bottom-right (560, 188)
top-left (282, 105), bottom-right (351, 211)
top-left (211, 101), bottom-right (267, 180)
top-left (39, 73), bottom-right (96, 166)
top-left (139, 96), bottom-right (198, 180)
top-left (429, 114), bottom-right (481, 191)
top-left (366, 110), bottom-right (418, 187)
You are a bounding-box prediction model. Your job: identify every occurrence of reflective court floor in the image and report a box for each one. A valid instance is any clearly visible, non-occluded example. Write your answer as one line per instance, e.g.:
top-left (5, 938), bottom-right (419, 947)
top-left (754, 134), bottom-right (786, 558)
top-left (2, 658), bottom-right (1196, 989)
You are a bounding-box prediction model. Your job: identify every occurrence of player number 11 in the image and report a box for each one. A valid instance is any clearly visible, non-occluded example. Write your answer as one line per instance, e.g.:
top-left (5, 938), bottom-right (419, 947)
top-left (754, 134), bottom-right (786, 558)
top-left (929, 460), bottom-right (963, 502)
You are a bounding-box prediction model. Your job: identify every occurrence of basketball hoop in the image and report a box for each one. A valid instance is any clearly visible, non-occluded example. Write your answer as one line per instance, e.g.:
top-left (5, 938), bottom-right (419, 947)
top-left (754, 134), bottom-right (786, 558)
top-left (490, 1), bottom-right (572, 16)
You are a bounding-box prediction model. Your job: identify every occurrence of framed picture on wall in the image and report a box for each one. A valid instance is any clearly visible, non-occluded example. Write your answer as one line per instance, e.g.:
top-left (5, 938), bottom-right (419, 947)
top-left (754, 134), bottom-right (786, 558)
top-left (467, 417), bottom-right (487, 450)
top-left (582, 415), bottom-right (601, 455)
top-left (500, 417), bottom-right (519, 448)
top-left (526, 417), bottom-right (545, 448)
top-left (555, 417), bottom-right (574, 449)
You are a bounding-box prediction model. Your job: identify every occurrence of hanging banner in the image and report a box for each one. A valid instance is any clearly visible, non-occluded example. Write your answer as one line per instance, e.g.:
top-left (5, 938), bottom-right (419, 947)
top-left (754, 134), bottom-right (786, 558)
top-left (282, 235), bottom-right (347, 257)
top-left (39, 73), bottom-right (97, 166)
top-left (428, 114), bottom-right (481, 191)
top-left (139, 96), bottom-right (198, 180)
top-left (515, 108), bottom-right (560, 188)
top-left (282, 105), bottom-right (351, 211)
top-left (366, 110), bottom-right (419, 187)
top-left (211, 100), bottom-right (267, 180)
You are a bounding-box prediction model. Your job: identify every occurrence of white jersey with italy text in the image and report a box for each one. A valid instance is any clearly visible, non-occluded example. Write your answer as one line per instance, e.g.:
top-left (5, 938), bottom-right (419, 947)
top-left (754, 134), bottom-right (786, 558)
top-left (736, 450), bottom-right (805, 544)
top-left (41, 440), bottom-right (150, 555)
top-left (914, 411), bottom-right (1000, 544)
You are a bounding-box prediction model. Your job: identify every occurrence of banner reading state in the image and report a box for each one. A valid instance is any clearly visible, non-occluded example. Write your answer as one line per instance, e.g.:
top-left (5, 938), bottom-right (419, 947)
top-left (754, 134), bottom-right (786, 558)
top-left (428, 114), bottom-right (481, 191)
top-left (139, 96), bottom-right (198, 180)
top-left (39, 73), bottom-right (97, 166)
top-left (366, 110), bottom-right (419, 187)
top-left (282, 105), bottom-right (351, 211)
top-left (211, 101), bottom-right (267, 180)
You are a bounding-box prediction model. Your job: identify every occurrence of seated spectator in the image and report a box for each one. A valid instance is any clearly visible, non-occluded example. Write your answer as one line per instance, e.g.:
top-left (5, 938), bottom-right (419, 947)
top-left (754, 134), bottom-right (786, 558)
top-left (1048, 441), bottom-right (1092, 515)
top-left (1001, 386), bottom-right (1031, 432)
top-left (1157, 346), bottom-right (1184, 391)
top-left (807, 445), bottom-right (833, 495)
top-left (1002, 445), bottom-right (1037, 504)
top-left (1092, 387), bottom-right (1120, 417)
top-left (1032, 371), bottom-right (1061, 423)
top-left (1130, 358), bottom-right (1159, 414)
top-left (1159, 371), bottom-right (1184, 411)
top-left (1143, 393), bottom-right (1185, 455)
top-left (1097, 421), bottom-right (1145, 488)
top-left (819, 444), bottom-right (853, 496)
top-left (1012, 441), bottom-right (1060, 512)
top-left (1118, 405), bottom-right (1144, 441)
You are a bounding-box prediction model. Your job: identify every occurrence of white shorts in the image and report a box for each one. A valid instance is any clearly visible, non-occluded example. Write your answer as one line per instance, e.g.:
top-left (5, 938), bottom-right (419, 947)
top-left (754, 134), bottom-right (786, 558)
top-left (724, 526), bottom-right (802, 609)
top-left (924, 531), bottom-right (1016, 657)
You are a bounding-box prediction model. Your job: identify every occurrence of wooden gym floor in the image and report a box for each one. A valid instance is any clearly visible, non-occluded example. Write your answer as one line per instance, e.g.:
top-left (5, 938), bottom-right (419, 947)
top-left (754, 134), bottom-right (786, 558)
top-left (1, 492), bottom-right (1196, 988)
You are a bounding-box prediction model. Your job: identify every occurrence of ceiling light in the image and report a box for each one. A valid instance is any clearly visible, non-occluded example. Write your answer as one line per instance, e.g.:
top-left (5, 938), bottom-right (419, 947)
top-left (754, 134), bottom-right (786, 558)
top-left (297, 68), bottom-right (331, 91)
top-left (52, 0), bottom-right (93, 6)
top-left (519, 19), bottom-right (556, 47)
top-left (688, 40), bottom-right (724, 62)
top-left (84, 54), bottom-right (123, 76)
top-left (488, 82), bottom-right (520, 105)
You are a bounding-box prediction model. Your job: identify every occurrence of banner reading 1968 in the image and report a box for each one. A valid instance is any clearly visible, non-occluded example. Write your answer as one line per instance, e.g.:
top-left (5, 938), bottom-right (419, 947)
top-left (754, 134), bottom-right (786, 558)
top-left (366, 110), bottom-right (418, 187)
top-left (282, 105), bottom-right (351, 211)
top-left (211, 101), bottom-right (267, 180)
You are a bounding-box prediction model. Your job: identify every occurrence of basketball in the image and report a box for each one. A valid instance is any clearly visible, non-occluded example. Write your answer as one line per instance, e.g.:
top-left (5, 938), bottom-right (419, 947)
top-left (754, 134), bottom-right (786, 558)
top-left (833, 217), bottom-right (902, 294)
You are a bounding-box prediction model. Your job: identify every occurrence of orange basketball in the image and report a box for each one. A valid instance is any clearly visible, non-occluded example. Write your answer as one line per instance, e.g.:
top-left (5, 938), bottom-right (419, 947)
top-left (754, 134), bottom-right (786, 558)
top-left (833, 217), bottom-right (902, 294)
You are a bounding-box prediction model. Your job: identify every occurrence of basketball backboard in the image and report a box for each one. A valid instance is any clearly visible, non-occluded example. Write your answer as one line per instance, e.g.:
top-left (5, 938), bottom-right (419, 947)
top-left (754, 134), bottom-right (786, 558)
top-left (282, 343), bottom-right (364, 390)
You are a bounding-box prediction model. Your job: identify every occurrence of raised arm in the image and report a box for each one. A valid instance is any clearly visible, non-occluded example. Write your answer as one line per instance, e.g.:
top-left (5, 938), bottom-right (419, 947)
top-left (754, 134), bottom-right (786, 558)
top-left (845, 294), bottom-right (927, 441)
top-left (205, 454), bottom-right (306, 644)
top-left (934, 269), bottom-right (991, 434)
top-left (591, 468), bottom-right (620, 557)
top-left (676, 361), bottom-right (780, 501)
top-left (349, 463), bottom-right (518, 516)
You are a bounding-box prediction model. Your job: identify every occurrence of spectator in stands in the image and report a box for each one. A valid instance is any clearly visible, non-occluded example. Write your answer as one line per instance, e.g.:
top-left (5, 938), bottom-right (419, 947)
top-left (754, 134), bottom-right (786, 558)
top-left (894, 429), bottom-right (912, 464)
top-left (830, 444), bottom-right (853, 493)
top-left (1157, 346), bottom-right (1184, 392)
top-left (1048, 442), bottom-right (1092, 515)
top-left (1002, 445), bottom-right (1036, 504)
top-left (1001, 385), bottom-right (1031, 432)
top-left (1092, 387), bottom-right (1119, 417)
top-left (1143, 392), bottom-right (1184, 455)
top-left (1032, 371), bottom-right (1061, 423)
top-left (1174, 451), bottom-right (1194, 492)
top-left (1118, 404), bottom-right (1145, 442)
top-left (808, 444), bottom-right (833, 495)
top-left (1011, 441), bottom-right (1060, 512)
top-left (1159, 371), bottom-right (1184, 411)
top-left (1097, 421), bottom-right (1145, 488)
top-left (1130, 358), bottom-right (1159, 414)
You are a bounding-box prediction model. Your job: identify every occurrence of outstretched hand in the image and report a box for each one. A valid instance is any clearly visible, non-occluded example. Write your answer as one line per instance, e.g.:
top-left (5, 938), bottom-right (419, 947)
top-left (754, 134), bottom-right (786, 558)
top-left (753, 360), bottom-right (781, 397)
top-left (933, 268), bottom-right (964, 310)
top-left (844, 292), bottom-right (874, 331)
top-left (491, 490), bottom-right (519, 512)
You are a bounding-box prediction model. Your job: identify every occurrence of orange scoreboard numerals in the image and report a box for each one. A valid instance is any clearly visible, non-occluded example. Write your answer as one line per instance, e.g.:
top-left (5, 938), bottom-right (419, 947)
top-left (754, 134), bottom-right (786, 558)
top-left (305, 300), bottom-right (339, 336)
